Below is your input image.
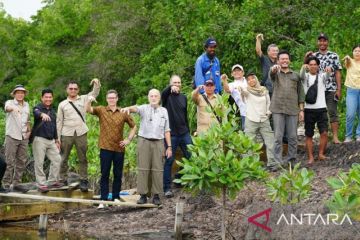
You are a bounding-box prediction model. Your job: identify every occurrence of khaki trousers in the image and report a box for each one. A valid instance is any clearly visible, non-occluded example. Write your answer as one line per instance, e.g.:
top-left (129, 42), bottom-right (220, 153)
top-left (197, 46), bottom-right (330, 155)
top-left (3, 135), bottom-right (28, 187)
top-left (245, 118), bottom-right (278, 167)
top-left (32, 136), bottom-right (61, 185)
top-left (60, 133), bottom-right (88, 181)
top-left (137, 137), bottom-right (165, 195)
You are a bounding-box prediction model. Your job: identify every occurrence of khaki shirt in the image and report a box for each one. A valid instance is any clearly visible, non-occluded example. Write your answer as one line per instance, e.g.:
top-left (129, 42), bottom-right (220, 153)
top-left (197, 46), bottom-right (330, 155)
top-left (192, 90), bottom-right (220, 134)
top-left (269, 69), bottom-right (305, 116)
top-left (57, 85), bottom-right (100, 137)
top-left (5, 99), bottom-right (30, 140)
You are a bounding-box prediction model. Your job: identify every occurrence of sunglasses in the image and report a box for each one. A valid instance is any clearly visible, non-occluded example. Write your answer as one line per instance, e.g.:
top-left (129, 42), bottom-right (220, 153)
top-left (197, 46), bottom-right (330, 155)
top-left (205, 84), bottom-right (214, 87)
top-left (68, 88), bottom-right (79, 91)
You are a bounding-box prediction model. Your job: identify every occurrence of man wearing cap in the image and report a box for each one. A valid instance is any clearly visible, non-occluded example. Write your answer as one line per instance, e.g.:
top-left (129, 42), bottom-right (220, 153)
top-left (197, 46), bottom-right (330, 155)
top-left (194, 37), bottom-right (222, 94)
top-left (161, 75), bottom-right (192, 198)
top-left (3, 85), bottom-right (31, 192)
top-left (221, 64), bottom-right (247, 130)
top-left (57, 78), bottom-right (101, 192)
top-left (256, 33), bottom-right (279, 97)
top-left (305, 33), bottom-right (342, 144)
top-left (192, 78), bottom-right (221, 134)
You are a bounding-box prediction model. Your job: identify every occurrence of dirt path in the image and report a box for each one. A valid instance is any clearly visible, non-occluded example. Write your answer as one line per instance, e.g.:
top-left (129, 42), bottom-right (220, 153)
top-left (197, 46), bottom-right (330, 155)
top-left (49, 142), bottom-right (360, 239)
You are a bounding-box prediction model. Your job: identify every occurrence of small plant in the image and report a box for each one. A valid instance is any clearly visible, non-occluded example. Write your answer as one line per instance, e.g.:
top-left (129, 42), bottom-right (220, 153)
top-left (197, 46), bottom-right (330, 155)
top-left (175, 94), bottom-right (267, 240)
top-left (326, 163), bottom-right (360, 221)
top-left (267, 163), bottom-right (315, 204)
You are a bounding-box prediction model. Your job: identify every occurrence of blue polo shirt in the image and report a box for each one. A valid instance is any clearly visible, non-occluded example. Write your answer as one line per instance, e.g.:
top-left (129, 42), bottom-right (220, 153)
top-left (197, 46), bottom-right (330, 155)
top-left (194, 53), bottom-right (221, 94)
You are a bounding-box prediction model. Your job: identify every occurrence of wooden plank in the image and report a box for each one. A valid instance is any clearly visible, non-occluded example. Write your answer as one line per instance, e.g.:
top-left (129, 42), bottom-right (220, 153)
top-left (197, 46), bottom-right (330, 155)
top-left (0, 192), bottom-right (157, 208)
top-left (0, 202), bottom-right (66, 221)
top-left (0, 189), bottom-right (93, 204)
top-left (174, 202), bottom-right (184, 240)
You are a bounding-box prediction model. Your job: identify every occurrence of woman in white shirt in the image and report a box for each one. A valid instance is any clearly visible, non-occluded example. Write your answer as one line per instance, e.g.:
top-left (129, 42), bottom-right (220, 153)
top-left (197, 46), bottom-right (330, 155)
top-left (239, 73), bottom-right (278, 171)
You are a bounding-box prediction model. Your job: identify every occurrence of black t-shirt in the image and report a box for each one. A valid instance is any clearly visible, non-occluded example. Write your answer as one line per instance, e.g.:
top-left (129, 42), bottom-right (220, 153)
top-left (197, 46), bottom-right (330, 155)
top-left (161, 86), bottom-right (189, 136)
top-left (260, 55), bottom-right (277, 96)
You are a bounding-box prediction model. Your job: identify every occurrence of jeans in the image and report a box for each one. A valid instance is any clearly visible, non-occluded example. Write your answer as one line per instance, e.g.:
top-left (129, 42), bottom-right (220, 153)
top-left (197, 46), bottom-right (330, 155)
top-left (272, 113), bottom-right (298, 163)
top-left (100, 149), bottom-right (124, 201)
top-left (241, 116), bottom-right (246, 131)
top-left (163, 132), bottom-right (192, 192)
top-left (345, 87), bottom-right (360, 138)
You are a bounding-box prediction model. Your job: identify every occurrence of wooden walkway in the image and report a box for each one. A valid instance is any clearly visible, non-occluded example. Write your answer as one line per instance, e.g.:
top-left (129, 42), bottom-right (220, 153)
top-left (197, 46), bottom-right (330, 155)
top-left (0, 189), bottom-right (157, 221)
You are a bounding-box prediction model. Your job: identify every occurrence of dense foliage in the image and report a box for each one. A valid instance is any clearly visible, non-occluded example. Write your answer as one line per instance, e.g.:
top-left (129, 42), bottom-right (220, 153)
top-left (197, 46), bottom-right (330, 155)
top-left (327, 163), bottom-right (360, 221)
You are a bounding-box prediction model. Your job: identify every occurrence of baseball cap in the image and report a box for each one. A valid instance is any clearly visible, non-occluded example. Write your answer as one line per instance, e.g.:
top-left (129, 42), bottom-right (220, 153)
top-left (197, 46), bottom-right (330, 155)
top-left (231, 64), bottom-right (244, 71)
top-left (318, 33), bottom-right (329, 41)
top-left (205, 79), bottom-right (215, 85)
top-left (204, 38), bottom-right (217, 47)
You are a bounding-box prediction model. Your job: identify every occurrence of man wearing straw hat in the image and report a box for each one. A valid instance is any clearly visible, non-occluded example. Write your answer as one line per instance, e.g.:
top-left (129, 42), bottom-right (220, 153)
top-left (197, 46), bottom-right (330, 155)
top-left (3, 85), bottom-right (31, 192)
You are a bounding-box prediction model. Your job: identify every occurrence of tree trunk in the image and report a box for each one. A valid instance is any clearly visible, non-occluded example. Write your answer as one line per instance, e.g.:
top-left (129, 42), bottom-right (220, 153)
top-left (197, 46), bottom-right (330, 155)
top-left (221, 186), bottom-right (226, 240)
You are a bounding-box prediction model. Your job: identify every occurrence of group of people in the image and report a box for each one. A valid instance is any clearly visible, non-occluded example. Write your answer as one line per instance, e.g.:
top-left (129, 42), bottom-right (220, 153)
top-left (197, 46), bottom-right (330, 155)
top-left (1, 33), bottom-right (359, 207)
top-left (1, 79), bottom-right (101, 194)
top-left (194, 33), bottom-right (359, 169)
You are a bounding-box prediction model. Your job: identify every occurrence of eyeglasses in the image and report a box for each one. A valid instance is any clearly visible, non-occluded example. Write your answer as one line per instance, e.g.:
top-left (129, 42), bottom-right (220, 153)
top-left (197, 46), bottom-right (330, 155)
top-left (68, 88), bottom-right (78, 91)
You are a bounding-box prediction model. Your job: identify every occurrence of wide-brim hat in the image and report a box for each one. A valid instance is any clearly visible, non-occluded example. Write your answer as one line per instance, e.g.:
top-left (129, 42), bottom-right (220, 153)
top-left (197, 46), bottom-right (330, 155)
top-left (11, 85), bottom-right (28, 97)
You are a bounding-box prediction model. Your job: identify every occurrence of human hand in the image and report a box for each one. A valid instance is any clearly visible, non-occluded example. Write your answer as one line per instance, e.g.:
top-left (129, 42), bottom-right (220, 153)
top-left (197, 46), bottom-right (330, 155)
top-left (221, 74), bottom-right (228, 82)
top-left (41, 113), bottom-right (51, 121)
top-left (119, 138), bottom-right (130, 148)
top-left (299, 111), bottom-right (304, 122)
top-left (170, 85), bottom-right (180, 94)
top-left (335, 89), bottom-right (341, 100)
top-left (271, 65), bottom-right (281, 73)
top-left (256, 33), bottom-right (264, 41)
top-left (165, 147), bottom-right (172, 158)
top-left (90, 78), bottom-right (101, 86)
top-left (342, 55), bottom-right (351, 62)
top-left (197, 85), bottom-right (204, 93)
top-left (121, 107), bottom-right (130, 115)
top-left (324, 66), bottom-right (333, 73)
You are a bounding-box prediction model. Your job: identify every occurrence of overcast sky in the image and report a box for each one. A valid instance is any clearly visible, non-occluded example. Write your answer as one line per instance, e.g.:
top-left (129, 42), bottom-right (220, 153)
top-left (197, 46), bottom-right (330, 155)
top-left (1, 0), bottom-right (45, 21)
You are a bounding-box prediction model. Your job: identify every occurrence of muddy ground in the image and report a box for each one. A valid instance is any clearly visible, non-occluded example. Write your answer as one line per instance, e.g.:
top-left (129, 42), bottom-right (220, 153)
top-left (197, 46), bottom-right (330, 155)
top-left (46, 142), bottom-right (360, 240)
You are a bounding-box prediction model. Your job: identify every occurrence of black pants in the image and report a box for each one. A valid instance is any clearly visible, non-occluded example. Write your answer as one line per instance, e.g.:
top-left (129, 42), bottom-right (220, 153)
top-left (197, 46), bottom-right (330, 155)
top-left (100, 149), bottom-right (124, 201)
top-left (0, 154), bottom-right (7, 186)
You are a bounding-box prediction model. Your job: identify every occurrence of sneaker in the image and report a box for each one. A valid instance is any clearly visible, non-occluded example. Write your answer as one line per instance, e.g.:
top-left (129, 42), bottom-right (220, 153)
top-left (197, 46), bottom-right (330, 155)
top-left (113, 198), bottom-right (125, 203)
top-left (152, 194), bottom-right (161, 205)
top-left (13, 184), bottom-right (30, 193)
top-left (48, 182), bottom-right (65, 189)
top-left (266, 165), bottom-right (279, 172)
top-left (79, 180), bottom-right (89, 192)
top-left (164, 190), bottom-right (174, 198)
top-left (137, 194), bottom-right (147, 204)
top-left (38, 185), bottom-right (49, 193)
top-left (0, 186), bottom-right (10, 193)
top-left (344, 137), bottom-right (353, 143)
top-left (97, 203), bottom-right (107, 209)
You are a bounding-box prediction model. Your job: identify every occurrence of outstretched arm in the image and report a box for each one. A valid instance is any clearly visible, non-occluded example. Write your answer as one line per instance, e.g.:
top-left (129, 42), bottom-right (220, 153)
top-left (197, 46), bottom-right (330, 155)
top-left (255, 34), bottom-right (264, 57)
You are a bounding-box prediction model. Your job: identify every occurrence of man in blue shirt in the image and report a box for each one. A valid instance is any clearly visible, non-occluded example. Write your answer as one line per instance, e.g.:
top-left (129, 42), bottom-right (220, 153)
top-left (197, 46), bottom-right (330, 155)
top-left (194, 38), bottom-right (222, 94)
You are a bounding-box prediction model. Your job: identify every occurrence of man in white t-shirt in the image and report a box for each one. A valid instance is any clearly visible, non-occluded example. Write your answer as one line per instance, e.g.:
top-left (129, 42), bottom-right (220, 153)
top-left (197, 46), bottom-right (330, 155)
top-left (221, 64), bottom-right (247, 130)
top-left (300, 56), bottom-right (331, 165)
